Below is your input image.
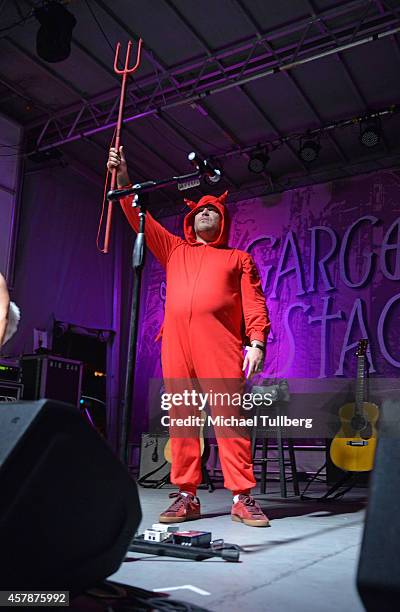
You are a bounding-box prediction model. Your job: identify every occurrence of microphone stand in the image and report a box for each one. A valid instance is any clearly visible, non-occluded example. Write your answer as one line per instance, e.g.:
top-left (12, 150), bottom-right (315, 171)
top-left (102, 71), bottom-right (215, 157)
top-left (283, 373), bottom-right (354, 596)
top-left (108, 169), bottom-right (206, 466)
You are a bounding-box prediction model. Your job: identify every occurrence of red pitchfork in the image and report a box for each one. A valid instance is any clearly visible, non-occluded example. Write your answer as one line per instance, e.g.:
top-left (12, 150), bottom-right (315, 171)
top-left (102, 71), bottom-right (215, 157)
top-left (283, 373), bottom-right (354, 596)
top-left (100, 39), bottom-right (143, 253)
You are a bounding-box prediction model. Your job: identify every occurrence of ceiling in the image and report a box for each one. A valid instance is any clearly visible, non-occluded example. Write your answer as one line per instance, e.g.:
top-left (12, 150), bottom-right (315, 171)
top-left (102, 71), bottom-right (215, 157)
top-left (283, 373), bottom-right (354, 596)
top-left (1, 0), bottom-right (400, 214)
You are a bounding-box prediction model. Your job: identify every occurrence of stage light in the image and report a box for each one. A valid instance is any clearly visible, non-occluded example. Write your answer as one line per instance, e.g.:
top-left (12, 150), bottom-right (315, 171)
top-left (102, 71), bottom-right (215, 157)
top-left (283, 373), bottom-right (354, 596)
top-left (203, 159), bottom-right (223, 185)
top-left (204, 167), bottom-right (222, 186)
top-left (248, 148), bottom-right (269, 174)
top-left (359, 117), bottom-right (381, 148)
top-left (299, 138), bottom-right (320, 163)
top-left (35, 1), bottom-right (77, 63)
top-left (188, 152), bottom-right (222, 185)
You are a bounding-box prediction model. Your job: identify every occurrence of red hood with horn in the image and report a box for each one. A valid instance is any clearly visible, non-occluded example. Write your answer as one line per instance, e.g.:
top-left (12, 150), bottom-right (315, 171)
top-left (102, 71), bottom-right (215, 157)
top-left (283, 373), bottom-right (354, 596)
top-left (183, 191), bottom-right (230, 247)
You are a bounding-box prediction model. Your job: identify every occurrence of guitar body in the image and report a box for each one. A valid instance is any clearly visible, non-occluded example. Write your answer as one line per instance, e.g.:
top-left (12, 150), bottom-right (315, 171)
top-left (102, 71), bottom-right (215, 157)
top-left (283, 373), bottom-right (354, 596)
top-left (164, 410), bottom-right (207, 464)
top-left (330, 401), bottom-right (379, 472)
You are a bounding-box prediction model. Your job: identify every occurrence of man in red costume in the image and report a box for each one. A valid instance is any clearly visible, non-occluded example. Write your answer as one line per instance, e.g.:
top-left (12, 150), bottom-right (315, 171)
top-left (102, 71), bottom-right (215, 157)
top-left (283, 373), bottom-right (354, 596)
top-left (108, 147), bottom-right (271, 527)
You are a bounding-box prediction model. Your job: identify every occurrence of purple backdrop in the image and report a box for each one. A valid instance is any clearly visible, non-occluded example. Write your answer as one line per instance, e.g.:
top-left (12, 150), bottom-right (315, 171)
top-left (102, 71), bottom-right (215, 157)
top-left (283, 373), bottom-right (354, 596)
top-left (5, 164), bottom-right (400, 445)
top-left (133, 168), bottom-right (400, 434)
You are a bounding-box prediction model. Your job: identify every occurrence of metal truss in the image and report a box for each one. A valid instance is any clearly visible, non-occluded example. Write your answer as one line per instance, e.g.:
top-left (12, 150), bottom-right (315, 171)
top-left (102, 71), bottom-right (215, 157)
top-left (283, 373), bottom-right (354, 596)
top-left (17, 0), bottom-right (400, 154)
top-left (212, 104), bottom-right (399, 162)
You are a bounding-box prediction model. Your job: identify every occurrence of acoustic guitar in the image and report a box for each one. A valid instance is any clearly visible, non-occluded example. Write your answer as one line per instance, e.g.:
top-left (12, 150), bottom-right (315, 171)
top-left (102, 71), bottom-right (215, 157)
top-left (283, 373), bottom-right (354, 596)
top-left (164, 409), bottom-right (207, 464)
top-left (330, 339), bottom-right (379, 472)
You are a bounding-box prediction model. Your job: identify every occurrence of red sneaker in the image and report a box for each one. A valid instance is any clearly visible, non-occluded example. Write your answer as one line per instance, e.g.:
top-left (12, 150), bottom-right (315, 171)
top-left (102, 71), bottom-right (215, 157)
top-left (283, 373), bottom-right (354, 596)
top-left (159, 491), bottom-right (201, 523)
top-left (231, 494), bottom-right (270, 527)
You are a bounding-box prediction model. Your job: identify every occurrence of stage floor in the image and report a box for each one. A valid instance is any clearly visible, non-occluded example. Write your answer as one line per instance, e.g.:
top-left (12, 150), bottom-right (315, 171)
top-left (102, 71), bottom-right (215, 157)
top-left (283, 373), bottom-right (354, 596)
top-left (110, 484), bottom-right (367, 612)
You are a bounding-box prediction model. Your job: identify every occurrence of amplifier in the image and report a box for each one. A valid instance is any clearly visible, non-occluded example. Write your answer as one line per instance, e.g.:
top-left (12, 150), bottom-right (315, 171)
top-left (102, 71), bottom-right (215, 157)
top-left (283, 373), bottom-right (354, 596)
top-left (0, 359), bottom-right (21, 383)
top-left (21, 355), bottom-right (83, 408)
top-left (139, 434), bottom-right (170, 486)
top-left (0, 381), bottom-right (23, 402)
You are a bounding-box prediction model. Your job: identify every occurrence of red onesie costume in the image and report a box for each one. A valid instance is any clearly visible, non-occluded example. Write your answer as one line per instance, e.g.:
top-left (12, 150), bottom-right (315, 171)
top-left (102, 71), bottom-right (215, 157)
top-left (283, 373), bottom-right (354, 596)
top-left (120, 190), bottom-right (270, 495)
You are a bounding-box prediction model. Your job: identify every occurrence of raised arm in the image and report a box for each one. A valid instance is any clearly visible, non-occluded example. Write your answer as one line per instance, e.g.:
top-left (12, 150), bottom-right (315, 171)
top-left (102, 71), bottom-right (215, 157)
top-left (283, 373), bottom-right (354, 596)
top-left (108, 147), bottom-right (182, 268)
top-left (0, 273), bottom-right (10, 349)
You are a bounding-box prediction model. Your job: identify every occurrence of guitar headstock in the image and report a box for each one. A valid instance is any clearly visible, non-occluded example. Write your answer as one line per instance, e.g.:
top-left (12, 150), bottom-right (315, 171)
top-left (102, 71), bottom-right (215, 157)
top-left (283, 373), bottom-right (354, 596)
top-left (356, 338), bottom-right (368, 357)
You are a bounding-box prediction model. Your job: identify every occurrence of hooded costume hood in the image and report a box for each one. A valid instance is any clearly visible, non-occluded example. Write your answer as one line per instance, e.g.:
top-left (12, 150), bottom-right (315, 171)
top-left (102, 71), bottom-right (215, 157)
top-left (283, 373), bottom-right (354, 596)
top-left (183, 191), bottom-right (230, 247)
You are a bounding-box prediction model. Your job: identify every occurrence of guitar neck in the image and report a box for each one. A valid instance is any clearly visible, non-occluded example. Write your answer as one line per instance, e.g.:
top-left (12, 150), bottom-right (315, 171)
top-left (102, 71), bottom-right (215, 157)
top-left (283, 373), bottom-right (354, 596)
top-left (355, 354), bottom-right (367, 415)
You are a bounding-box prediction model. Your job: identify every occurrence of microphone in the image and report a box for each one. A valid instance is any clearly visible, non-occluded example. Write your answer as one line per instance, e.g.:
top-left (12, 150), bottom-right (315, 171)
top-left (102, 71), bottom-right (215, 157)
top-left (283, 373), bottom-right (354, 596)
top-left (188, 152), bottom-right (222, 184)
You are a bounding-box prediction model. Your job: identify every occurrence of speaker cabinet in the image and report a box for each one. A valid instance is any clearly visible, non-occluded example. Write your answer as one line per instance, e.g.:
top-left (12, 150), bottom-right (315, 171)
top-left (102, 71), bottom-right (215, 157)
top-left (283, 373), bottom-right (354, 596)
top-left (0, 399), bottom-right (141, 592)
top-left (21, 355), bottom-right (83, 407)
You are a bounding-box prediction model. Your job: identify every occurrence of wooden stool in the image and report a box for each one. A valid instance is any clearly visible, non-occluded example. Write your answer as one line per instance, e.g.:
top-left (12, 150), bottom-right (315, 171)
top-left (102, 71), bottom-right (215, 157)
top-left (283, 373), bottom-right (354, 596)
top-left (251, 384), bottom-right (300, 497)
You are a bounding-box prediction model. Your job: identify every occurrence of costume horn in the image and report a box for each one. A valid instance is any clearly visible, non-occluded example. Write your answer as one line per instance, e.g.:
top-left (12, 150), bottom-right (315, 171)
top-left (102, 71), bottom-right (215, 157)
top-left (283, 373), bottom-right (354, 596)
top-left (218, 190), bottom-right (229, 205)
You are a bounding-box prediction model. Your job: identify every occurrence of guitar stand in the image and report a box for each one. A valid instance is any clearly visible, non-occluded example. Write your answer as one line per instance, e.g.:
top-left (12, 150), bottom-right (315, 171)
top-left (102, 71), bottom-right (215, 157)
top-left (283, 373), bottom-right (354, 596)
top-left (301, 469), bottom-right (361, 502)
top-left (320, 471), bottom-right (362, 501)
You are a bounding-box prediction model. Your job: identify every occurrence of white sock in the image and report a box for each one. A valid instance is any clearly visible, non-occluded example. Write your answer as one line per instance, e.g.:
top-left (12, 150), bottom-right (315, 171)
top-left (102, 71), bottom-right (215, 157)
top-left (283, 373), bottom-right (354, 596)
top-left (233, 494), bottom-right (240, 504)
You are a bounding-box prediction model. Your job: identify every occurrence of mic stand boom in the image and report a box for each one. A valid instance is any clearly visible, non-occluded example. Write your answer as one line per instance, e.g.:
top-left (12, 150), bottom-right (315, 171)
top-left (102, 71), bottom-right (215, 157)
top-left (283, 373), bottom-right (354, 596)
top-left (106, 170), bottom-right (204, 201)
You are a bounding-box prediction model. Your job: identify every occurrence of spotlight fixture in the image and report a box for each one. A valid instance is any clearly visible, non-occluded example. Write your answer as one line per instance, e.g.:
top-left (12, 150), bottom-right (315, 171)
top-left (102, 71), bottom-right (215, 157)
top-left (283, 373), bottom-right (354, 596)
top-left (204, 166), bottom-right (222, 185)
top-left (359, 117), bottom-right (381, 148)
top-left (248, 148), bottom-right (269, 174)
top-left (188, 152), bottom-right (222, 185)
top-left (298, 138), bottom-right (320, 163)
top-left (35, 1), bottom-right (77, 63)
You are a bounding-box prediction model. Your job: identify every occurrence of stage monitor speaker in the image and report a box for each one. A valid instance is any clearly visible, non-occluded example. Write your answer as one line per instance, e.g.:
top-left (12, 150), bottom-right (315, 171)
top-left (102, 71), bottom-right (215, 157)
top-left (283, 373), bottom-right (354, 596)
top-left (0, 399), bottom-right (141, 593)
top-left (357, 399), bottom-right (400, 612)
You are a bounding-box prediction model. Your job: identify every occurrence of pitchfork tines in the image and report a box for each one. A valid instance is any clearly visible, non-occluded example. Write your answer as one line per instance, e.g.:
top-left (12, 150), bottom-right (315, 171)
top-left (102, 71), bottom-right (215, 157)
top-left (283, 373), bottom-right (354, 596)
top-left (114, 39), bottom-right (143, 75)
top-left (99, 38), bottom-right (143, 254)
